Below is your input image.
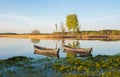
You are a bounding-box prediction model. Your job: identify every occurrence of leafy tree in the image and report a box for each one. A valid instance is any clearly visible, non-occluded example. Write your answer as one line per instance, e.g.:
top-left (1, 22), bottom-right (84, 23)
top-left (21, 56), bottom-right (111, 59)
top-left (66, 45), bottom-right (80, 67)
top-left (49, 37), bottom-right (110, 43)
top-left (31, 29), bottom-right (40, 34)
top-left (66, 14), bottom-right (79, 34)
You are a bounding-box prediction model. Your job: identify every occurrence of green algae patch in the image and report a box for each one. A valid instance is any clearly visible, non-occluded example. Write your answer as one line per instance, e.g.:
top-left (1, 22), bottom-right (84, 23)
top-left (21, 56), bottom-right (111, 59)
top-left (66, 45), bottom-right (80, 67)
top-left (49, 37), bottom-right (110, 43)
top-left (52, 54), bottom-right (120, 77)
top-left (0, 60), bottom-right (3, 63)
top-left (102, 70), bottom-right (120, 77)
top-left (5, 56), bottom-right (29, 61)
top-left (0, 54), bottom-right (120, 77)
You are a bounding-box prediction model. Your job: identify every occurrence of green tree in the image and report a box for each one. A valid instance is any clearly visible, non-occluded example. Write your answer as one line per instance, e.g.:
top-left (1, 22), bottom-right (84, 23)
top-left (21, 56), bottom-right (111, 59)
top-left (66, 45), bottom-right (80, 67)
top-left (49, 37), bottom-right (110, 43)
top-left (66, 14), bottom-right (79, 34)
top-left (31, 29), bottom-right (40, 34)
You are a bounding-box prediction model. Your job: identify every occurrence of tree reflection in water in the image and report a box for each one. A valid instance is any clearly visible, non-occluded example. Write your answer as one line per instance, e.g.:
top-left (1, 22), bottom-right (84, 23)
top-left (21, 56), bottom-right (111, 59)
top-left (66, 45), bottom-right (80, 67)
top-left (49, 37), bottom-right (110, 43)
top-left (66, 40), bottom-right (81, 58)
top-left (65, 40), bottom-right (92, 58)
top-left (31, 39), bottom-right (40, 44)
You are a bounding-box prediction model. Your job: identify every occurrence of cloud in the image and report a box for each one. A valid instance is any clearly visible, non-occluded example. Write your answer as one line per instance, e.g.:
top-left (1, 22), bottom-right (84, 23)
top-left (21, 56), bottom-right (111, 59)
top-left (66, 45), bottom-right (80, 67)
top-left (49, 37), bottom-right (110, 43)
top-left (0, 14), bottom-right (55, 33)
top-left (80, 15), bottom-right (120, 30)
top-left (81, 15), bottom-right (120, 22)
top-left (0, 14), bottom-right (43, 25)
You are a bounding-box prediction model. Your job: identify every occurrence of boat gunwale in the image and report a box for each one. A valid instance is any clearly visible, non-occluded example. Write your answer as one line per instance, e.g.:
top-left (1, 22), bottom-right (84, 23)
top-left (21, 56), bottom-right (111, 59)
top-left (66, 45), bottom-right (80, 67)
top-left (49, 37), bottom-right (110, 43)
top-left (63, 45), bottom-right (92, 53)
top-left (34, 45), bottom-right (60, 58)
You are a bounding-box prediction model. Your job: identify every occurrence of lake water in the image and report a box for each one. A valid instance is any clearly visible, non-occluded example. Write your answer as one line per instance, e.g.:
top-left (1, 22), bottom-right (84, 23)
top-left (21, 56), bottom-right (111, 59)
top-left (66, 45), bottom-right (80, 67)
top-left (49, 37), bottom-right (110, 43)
top-left (0, 38), bottom-right (120, 60)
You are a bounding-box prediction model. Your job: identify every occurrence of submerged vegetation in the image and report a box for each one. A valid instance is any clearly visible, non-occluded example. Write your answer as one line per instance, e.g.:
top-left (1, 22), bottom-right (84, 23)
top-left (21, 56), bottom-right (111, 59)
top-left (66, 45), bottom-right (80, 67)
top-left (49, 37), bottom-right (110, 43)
top-left (0, 54), bottom-right (120, 77)
top-left (52, 55), bottom-right (120, 77)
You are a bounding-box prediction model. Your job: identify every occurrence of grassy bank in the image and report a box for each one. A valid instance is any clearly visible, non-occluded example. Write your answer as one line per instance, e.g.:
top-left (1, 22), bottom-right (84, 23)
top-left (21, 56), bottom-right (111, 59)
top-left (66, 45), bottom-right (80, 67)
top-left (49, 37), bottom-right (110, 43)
top-left (0, 54), bottom-right (120, 77)
top-left (0, 34), bottom-right (120, 41)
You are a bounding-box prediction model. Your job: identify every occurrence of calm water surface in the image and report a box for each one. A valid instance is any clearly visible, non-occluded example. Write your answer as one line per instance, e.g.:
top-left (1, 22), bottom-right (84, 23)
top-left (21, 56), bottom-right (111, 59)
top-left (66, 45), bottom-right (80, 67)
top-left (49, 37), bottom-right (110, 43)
top-left (0, 38), bottom-right (120, 60)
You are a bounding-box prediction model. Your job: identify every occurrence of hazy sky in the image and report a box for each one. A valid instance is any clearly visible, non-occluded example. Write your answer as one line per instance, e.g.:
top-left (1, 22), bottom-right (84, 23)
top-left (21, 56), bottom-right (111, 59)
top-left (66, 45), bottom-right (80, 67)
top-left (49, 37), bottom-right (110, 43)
top-left (0, 0), bottom-right (120, 33)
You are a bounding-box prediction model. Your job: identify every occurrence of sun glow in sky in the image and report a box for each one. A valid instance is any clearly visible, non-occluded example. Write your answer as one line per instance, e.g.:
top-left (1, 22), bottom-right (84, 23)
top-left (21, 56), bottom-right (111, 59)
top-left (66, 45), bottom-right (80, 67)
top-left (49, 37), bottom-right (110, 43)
top-left (0, 0), bottom-right (120, 33)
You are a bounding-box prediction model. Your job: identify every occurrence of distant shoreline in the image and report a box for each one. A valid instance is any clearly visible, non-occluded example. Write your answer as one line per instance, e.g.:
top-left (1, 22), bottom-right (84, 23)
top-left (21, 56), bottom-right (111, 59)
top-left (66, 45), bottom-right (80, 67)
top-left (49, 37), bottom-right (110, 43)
top-left (0, 34), bottom-right (120, 41)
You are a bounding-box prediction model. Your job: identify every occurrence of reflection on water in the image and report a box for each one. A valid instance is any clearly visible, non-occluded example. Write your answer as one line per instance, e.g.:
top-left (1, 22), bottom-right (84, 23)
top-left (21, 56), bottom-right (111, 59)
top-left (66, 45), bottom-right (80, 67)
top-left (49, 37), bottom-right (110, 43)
top-left (31, 39), bottom-right (40, 44)
top-left (67, 40), bottom-right (80, 48)
top-left (64, 49), bottom-right (92, 58)
top-left (65, 52), bottom-right (92, 58)
top-left (66, 40), bottom-right (85, 58)
top-left (66, 41), bottom-right (80, 58)
top-left (63, 41), bottom-right (92, 58)
top-left (0, 38), bottom-right (120, 59)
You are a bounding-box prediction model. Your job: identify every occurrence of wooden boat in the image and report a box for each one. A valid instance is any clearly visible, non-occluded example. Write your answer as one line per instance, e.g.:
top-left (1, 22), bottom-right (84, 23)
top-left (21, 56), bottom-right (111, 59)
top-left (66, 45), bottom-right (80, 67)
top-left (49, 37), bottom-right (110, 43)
top-left (64, 50), bottom-right (92, 57)
top-left (34, 45), bottom-right (60, 58)
top-left (63, 45), bottom-right (92, 55)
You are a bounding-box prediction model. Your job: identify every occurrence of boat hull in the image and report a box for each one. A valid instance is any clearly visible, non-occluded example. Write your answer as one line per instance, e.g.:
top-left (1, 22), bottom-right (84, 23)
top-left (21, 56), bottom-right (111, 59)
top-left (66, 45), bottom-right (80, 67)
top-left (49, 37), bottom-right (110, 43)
top-left (34, 45), bottom-right (59, 58)
top-left (63, 45), bottom-right (92, 56)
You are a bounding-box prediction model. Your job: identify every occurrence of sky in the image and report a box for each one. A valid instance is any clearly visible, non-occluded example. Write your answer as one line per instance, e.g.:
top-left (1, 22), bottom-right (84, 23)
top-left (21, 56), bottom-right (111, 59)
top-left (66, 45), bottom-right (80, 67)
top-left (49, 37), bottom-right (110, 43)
top-left (0, 0), bottom-right (120, 33)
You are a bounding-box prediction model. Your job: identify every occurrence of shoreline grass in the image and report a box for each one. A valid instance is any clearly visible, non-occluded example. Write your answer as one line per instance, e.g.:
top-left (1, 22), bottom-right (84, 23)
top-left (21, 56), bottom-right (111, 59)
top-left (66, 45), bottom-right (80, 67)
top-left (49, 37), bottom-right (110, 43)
top-left (0, 34), bottom-right (120, 41)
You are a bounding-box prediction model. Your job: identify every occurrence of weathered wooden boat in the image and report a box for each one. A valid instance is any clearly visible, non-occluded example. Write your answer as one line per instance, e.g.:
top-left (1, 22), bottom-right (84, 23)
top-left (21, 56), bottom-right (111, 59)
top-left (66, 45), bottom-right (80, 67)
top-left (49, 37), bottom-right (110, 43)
top-left (64, 50), bottom-right (92, 57)
top-left (63, 45), bottom-right (92, 56)
top-left (34, 45), bottom-right (60, 58)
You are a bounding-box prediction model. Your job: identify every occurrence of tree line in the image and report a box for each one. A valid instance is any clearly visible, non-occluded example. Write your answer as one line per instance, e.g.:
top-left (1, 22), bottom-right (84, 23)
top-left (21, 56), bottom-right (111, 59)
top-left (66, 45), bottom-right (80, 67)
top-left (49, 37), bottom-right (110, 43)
top-left (80, 30), bottom-right (120, 35)
top-left (0, 33), bottom-right (18, 35)
top-left (53, 30), bottom-right (120, 35)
